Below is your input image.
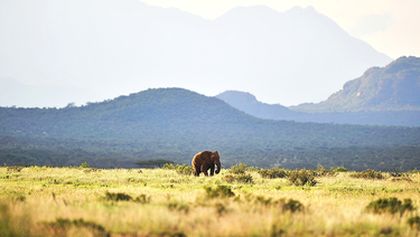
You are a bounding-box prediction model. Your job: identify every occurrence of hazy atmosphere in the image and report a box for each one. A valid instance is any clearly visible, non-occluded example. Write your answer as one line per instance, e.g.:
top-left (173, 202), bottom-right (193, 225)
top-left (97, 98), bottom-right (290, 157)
top-left (2, 0), bottom-right (418, 107)
top-left (1, 1), bottom-right (420, 237)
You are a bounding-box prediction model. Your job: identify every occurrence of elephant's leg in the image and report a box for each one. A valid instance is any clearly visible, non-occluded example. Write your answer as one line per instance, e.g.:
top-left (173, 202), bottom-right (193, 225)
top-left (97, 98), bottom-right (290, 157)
top-left (201, 165), bottom-right (208, 176)
top-left (194, 167), bottom-right (200, 176)
top-left (210, 166), bottom-right (215, 176)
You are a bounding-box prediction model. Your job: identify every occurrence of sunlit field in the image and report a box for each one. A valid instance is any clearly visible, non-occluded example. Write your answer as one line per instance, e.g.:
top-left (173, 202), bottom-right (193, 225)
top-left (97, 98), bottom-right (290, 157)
top-left (1, 165), bottom-right (419, 237)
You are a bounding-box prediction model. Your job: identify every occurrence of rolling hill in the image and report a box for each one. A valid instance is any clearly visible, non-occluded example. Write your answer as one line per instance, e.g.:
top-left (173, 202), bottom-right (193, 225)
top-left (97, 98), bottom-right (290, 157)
top-left (1, 88), bottom-right (419, 170)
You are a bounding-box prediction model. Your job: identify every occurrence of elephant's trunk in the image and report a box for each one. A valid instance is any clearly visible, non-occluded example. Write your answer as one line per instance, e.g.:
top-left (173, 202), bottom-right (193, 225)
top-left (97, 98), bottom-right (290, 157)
top-left (215, 161), bottom-right (221, 174)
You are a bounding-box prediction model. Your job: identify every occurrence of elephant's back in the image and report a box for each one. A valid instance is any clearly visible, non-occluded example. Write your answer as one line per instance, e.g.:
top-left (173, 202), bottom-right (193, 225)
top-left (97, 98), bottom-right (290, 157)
top-left (192, 151), bottom-right (211, 166)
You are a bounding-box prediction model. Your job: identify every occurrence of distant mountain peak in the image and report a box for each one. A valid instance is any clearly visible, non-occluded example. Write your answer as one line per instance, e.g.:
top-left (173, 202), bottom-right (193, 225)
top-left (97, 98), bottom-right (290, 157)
top-left (292, 56), bottom-right (420, 112)
top-left (216, 90), bottom-right (292, 120)
top-left (0, 0), bottom-right (391, 107)
top-left (217, 90), bottom-right (258, 103)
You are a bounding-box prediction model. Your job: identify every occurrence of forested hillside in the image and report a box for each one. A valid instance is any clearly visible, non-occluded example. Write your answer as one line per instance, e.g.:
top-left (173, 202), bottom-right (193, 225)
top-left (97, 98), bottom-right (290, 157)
top-left (1, 88), bottom-right (419, 170)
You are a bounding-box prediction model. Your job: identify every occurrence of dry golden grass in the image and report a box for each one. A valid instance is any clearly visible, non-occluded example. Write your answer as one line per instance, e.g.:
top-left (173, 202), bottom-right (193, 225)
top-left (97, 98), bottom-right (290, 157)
top-left (0, 167), bottom-right (419, 237)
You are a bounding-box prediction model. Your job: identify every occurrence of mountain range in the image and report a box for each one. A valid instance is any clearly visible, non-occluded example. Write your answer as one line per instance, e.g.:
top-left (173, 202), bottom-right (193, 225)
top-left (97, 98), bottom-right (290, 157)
top-left (217, 56), bottom-right (420, 127)
top-left (293, 56), bottom-right (420, 112)
top-left (1, 88), bottom-right (419, 170)
top-left (0, 0), bottom-right (390, 107)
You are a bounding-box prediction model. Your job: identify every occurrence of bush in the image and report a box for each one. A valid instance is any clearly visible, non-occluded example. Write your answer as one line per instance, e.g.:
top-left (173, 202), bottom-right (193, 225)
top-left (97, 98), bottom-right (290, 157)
top-left (331, 166), bottom-right (348, 172)
top-left (214, 203), bottom-right (228, 216)
top-left (281, 199), bottom-right (304, 213)
top-left (163, 163), bottom-right (193, 175)
top-left (366, 197), bottom-right (416, 216)
top-left (104, 192), bottom-right (132, 202)
top-left (229, 163), bottom-right (249, 175)
top-left (254, 195), bottom-right (273, 206)
top-left (287, 169), bottom-right (317, 186)
top-left (258, 167), bottom-right (288, 179)
top-left (79, 161), bottom-right (89, 169)
top-left (205, 185), bottom-right (235, 199)
top-left (351, 169), bottom-right (384, 180)
top-left (162, 163), bottom-right (176, 169)
top-left (154, 231), bottom-right (186, 237)
top-left (0, 204), bottom-right (33, 237)
top-left (134, 194), bottom-right (151, 204)
top-left (223, 173), bottom-right (254, 184)
top-left (6, 166), bottom-right (23, 172)
top-left (408, 216), bottom-right (420, 230)
top-left (389, 172), bottom-right (403, 177)
top-left (46, 218), bottom-right (109, 237)
top-left (315, 165), bottom-right (336, 176)
top-left (135, 159), bottom-right (174, 168)
top-left (167, 201), bottom-right (189, 214)
top-left (175, 165), bottom-right (193, 176)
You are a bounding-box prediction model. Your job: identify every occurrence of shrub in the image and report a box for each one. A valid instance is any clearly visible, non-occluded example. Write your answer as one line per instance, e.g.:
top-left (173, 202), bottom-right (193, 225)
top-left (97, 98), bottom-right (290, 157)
top-left (389, 172), bottom-right (403, 177)
top-left (134, 194), bottom-right (151, 204)
top-left (175, 165), bottom-right (193, 175)
top-left (408, 216), bottom-right (420, 230)
top-left (79, 161), bottom-right (89, 169)
top-left (154, 231), bottom-right (186, 237)
top-left (315, 165), bottom-right (336, 176)
top-left (46, 218), bottom-right (109, 237)
top-left (223, 173), bottom-right (254, 184)
top-left (366, 197), bottom-right (416, 216)
top-left (135, 159), bottom-right (174, 168)
top-left (223, 174), bottom-right (235, 183)
top-left (331, 166), bottom-right (348, 172)
top-left (162, 163), bottom-right (176, 169)
top-left (351, 169), bottom-right (384, 180)
top-left (163, 163), bottom-right (193, 175)
top-left (229, 163), bottom-right (249, 175)
top-left (13, 195), bottom-right (26, 202)
top-left (6, 166), bottom-right (23, 172)
top-left (214, 203), bottom-right (228, 216)
top-left (104, 192), bottom-right (132, 202)
top-left (287, 169), bottom-right (317, 186)
top-left (389, 172), bottom-right (412, 182)
top-left (0, 204), bottom-right (33, 237)
top-left (205, 185), bottom-right (235, 199)
top-left (258, 167), bottom-right (288, 179)
top-left (167, 201), bottom-right (189, 214)
top-left (281, 199), bottom-right (304, 213)
top-left (254, 195), bottom-right (273, 206)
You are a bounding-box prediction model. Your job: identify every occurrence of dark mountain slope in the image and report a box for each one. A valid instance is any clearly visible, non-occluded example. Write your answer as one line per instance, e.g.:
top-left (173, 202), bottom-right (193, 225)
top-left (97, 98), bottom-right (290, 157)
top-left (1, 88), bottom-right (419, 169)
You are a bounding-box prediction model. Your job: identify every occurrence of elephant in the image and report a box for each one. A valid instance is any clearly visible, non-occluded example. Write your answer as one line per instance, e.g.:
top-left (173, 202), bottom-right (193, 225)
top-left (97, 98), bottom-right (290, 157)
top-left (191, 151), bottom-right (221, 176)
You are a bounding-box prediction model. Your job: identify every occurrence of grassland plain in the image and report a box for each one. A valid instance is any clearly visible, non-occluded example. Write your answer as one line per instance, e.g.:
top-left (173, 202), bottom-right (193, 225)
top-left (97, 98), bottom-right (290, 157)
top-left (0, 166), bottom-right (419, 237)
